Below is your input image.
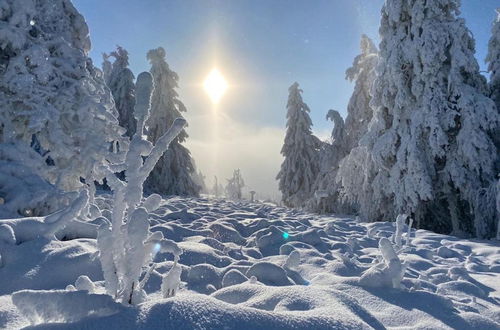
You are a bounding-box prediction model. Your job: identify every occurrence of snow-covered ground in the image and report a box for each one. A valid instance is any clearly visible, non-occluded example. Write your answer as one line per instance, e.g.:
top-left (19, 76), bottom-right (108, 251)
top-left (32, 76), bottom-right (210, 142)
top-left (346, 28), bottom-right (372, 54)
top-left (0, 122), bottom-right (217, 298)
top-left (1, 196), bottom-right (499, 329)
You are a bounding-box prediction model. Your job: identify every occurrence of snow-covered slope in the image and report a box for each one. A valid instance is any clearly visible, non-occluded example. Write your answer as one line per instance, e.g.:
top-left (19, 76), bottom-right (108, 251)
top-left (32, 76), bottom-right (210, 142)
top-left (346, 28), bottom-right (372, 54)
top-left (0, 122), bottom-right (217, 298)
top-left (0, 196), bottom-right (499, 329)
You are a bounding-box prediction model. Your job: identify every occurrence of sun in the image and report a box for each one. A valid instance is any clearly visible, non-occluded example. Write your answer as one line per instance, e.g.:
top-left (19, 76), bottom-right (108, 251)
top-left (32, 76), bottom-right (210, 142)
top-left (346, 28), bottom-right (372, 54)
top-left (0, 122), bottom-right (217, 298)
top-left (203, 68), bottom-right (228, 104)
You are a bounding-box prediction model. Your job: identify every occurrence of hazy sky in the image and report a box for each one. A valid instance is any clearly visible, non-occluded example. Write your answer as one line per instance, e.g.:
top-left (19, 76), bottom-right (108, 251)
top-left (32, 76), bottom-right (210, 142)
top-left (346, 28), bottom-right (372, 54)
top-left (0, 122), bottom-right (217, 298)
top-left (73, 0), bottom-right (498, 199)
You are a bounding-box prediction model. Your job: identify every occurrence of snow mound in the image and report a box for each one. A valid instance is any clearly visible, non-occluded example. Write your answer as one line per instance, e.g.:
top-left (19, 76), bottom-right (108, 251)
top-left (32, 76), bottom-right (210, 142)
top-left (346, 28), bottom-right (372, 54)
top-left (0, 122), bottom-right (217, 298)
top-left (1, 196), bottom-right (499, 329)
top-left (12, 290), bottom-right (122, 325)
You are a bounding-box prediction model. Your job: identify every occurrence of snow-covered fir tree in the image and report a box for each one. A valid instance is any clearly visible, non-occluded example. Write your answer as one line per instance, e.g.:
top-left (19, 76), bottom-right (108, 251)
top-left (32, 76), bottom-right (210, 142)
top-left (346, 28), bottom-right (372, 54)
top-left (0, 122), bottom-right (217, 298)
top-left (102, 53), bottom-right (112, 86)
top-left (0, 0), bottom-right (126, 192)
top-left (307, 110), bottom-right (347, 213)
top-left (338, 0), bottom-right (499, 238)
top-left (487, 9), bottom-right (500, 112)
top-left (225, 169), bottom-right (245, 200)
top-left (144, 47), bottom-right (200, 197)
top-left (107, 46), bottom-right (137, 137)
top-left (277, 82), bottom-right (321, 208)
top-left (486, 9), bottom-right (500, 173)
top-left (344, 34), bottom-right (378, 152)
top-left (314, 34), bottom-right (377, 214)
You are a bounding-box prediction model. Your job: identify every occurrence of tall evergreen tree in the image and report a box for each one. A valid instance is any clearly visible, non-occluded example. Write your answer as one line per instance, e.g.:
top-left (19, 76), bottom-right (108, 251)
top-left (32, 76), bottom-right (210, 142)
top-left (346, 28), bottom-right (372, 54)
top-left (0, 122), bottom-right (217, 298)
top-left (307, 109), bottom-right (347, 213)
top-left (277, 82), bottom-right (321, 208)
top-left (144, 47), bottom-right (200, 196)
top-left (308, 35), bottom-right (378, 213)
top-left (487, 9), bottom-right (500, 112)
top-left (344, 35), bottom-right (378, 152)
top-left (102, 53), bottom-right (112, 86)
top-left (107, 46), bottom-right (137, 137)
top-left (338, 0), bottom-right (499, 238)
top-left (0, 0), bottom-right (126, 192)
top-left (486, 9), bottom-right (500, 239)
top-left (486, 9), bottom-right (500, 173)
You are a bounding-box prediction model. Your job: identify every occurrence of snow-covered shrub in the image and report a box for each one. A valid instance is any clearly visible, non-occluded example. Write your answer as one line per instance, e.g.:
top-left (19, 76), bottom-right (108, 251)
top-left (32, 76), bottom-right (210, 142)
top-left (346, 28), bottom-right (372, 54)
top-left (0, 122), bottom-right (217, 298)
top-left (96, 72), bottom-right (183, 305)
top-left (144, 47), bottom-right (200, 197)
top-left (161, 255), bottom-right (182, 298)
top-left (0, 0), bottom-right (127, 193)
top-left (360, 237), bottom-right (407, 289)
top-left (379, 238), bottom-right (407, 289)
top-left (225, 169), bottom-right (245, 200)
top-left (339, 0), bottom-right (499, 238)
top-left (393, 214), bottom-right (408, 249)
top-left (406, 217), bottom-right (414, 247)
top-left (277, 82), bottom-right (321, 208)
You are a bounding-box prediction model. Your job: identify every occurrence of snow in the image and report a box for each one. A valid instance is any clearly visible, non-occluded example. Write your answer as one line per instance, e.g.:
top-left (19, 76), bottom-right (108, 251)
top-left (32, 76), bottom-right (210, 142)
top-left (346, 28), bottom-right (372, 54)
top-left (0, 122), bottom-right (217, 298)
top-left (1, 196), bottom-right (499, 329)
top-left (0, 1), bottom-right (498, 329)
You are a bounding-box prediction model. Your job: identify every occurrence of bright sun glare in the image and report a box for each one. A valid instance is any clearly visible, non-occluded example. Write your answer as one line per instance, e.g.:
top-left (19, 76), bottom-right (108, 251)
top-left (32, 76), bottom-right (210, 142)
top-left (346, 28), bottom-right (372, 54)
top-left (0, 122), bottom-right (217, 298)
top-left (204, 68), bottom-right (228, 104)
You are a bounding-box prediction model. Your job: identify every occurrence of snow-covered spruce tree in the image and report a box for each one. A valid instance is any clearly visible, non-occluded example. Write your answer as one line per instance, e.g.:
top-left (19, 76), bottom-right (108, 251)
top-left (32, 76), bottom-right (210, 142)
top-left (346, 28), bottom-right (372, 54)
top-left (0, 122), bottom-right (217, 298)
top-left (307, 110), bottom-right (347, 213)
top-left (339, 0), bottom-right (499, 237)
top-left (316, 35), bottom-right (378, 212)
top-left (0, 0), bottom-right (126, 192)
top-left (102, 53), bottom-right (112, 86)
top-left (96, 72), bottom-right (183, 305)
top-left (486, 9), bottom-right (500, 173)
top-left (487, 9), bottom-right (500, 113)
top-left (225, 169), bottom-right (245, 200)
top-left (144, 47), bottom-right (200, 197)
top-left (344, 34), bottom-right (378, 152)
top-left (277, 82), bottom-right (321, 208)
top-left (107, 46), bottom-right (137, 137)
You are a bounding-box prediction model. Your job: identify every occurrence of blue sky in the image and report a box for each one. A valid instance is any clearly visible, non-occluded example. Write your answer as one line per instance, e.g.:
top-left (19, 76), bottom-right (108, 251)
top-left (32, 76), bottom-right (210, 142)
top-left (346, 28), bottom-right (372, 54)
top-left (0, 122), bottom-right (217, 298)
top-left (73, 0), bottom-right (499, 197)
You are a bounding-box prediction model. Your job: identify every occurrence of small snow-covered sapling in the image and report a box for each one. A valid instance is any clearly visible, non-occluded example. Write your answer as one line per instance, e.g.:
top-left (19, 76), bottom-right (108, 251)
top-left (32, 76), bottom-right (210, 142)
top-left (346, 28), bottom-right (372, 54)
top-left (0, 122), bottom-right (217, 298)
top-left (379, 238), bottom-right (407, 289)
top-left (406, 218), bottom-right (413, 247)
top-left (393, 214), bottom-right (408, 248)
top-left (161, 255), bottom-right (182, 298)
top-left (96, 72), bottom-right (184, 305)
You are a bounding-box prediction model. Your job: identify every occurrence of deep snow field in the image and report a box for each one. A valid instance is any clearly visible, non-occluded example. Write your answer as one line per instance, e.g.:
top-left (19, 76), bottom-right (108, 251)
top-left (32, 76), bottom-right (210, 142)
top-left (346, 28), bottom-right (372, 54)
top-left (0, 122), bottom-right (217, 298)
top-left (1, 195), bottom-right (499, 329)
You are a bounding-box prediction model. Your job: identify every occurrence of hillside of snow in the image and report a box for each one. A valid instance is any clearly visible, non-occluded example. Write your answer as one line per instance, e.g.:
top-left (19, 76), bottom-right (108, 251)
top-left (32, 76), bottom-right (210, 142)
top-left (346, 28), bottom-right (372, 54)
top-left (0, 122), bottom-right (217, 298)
top-left (0, 196), bottom-right (499, 329)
